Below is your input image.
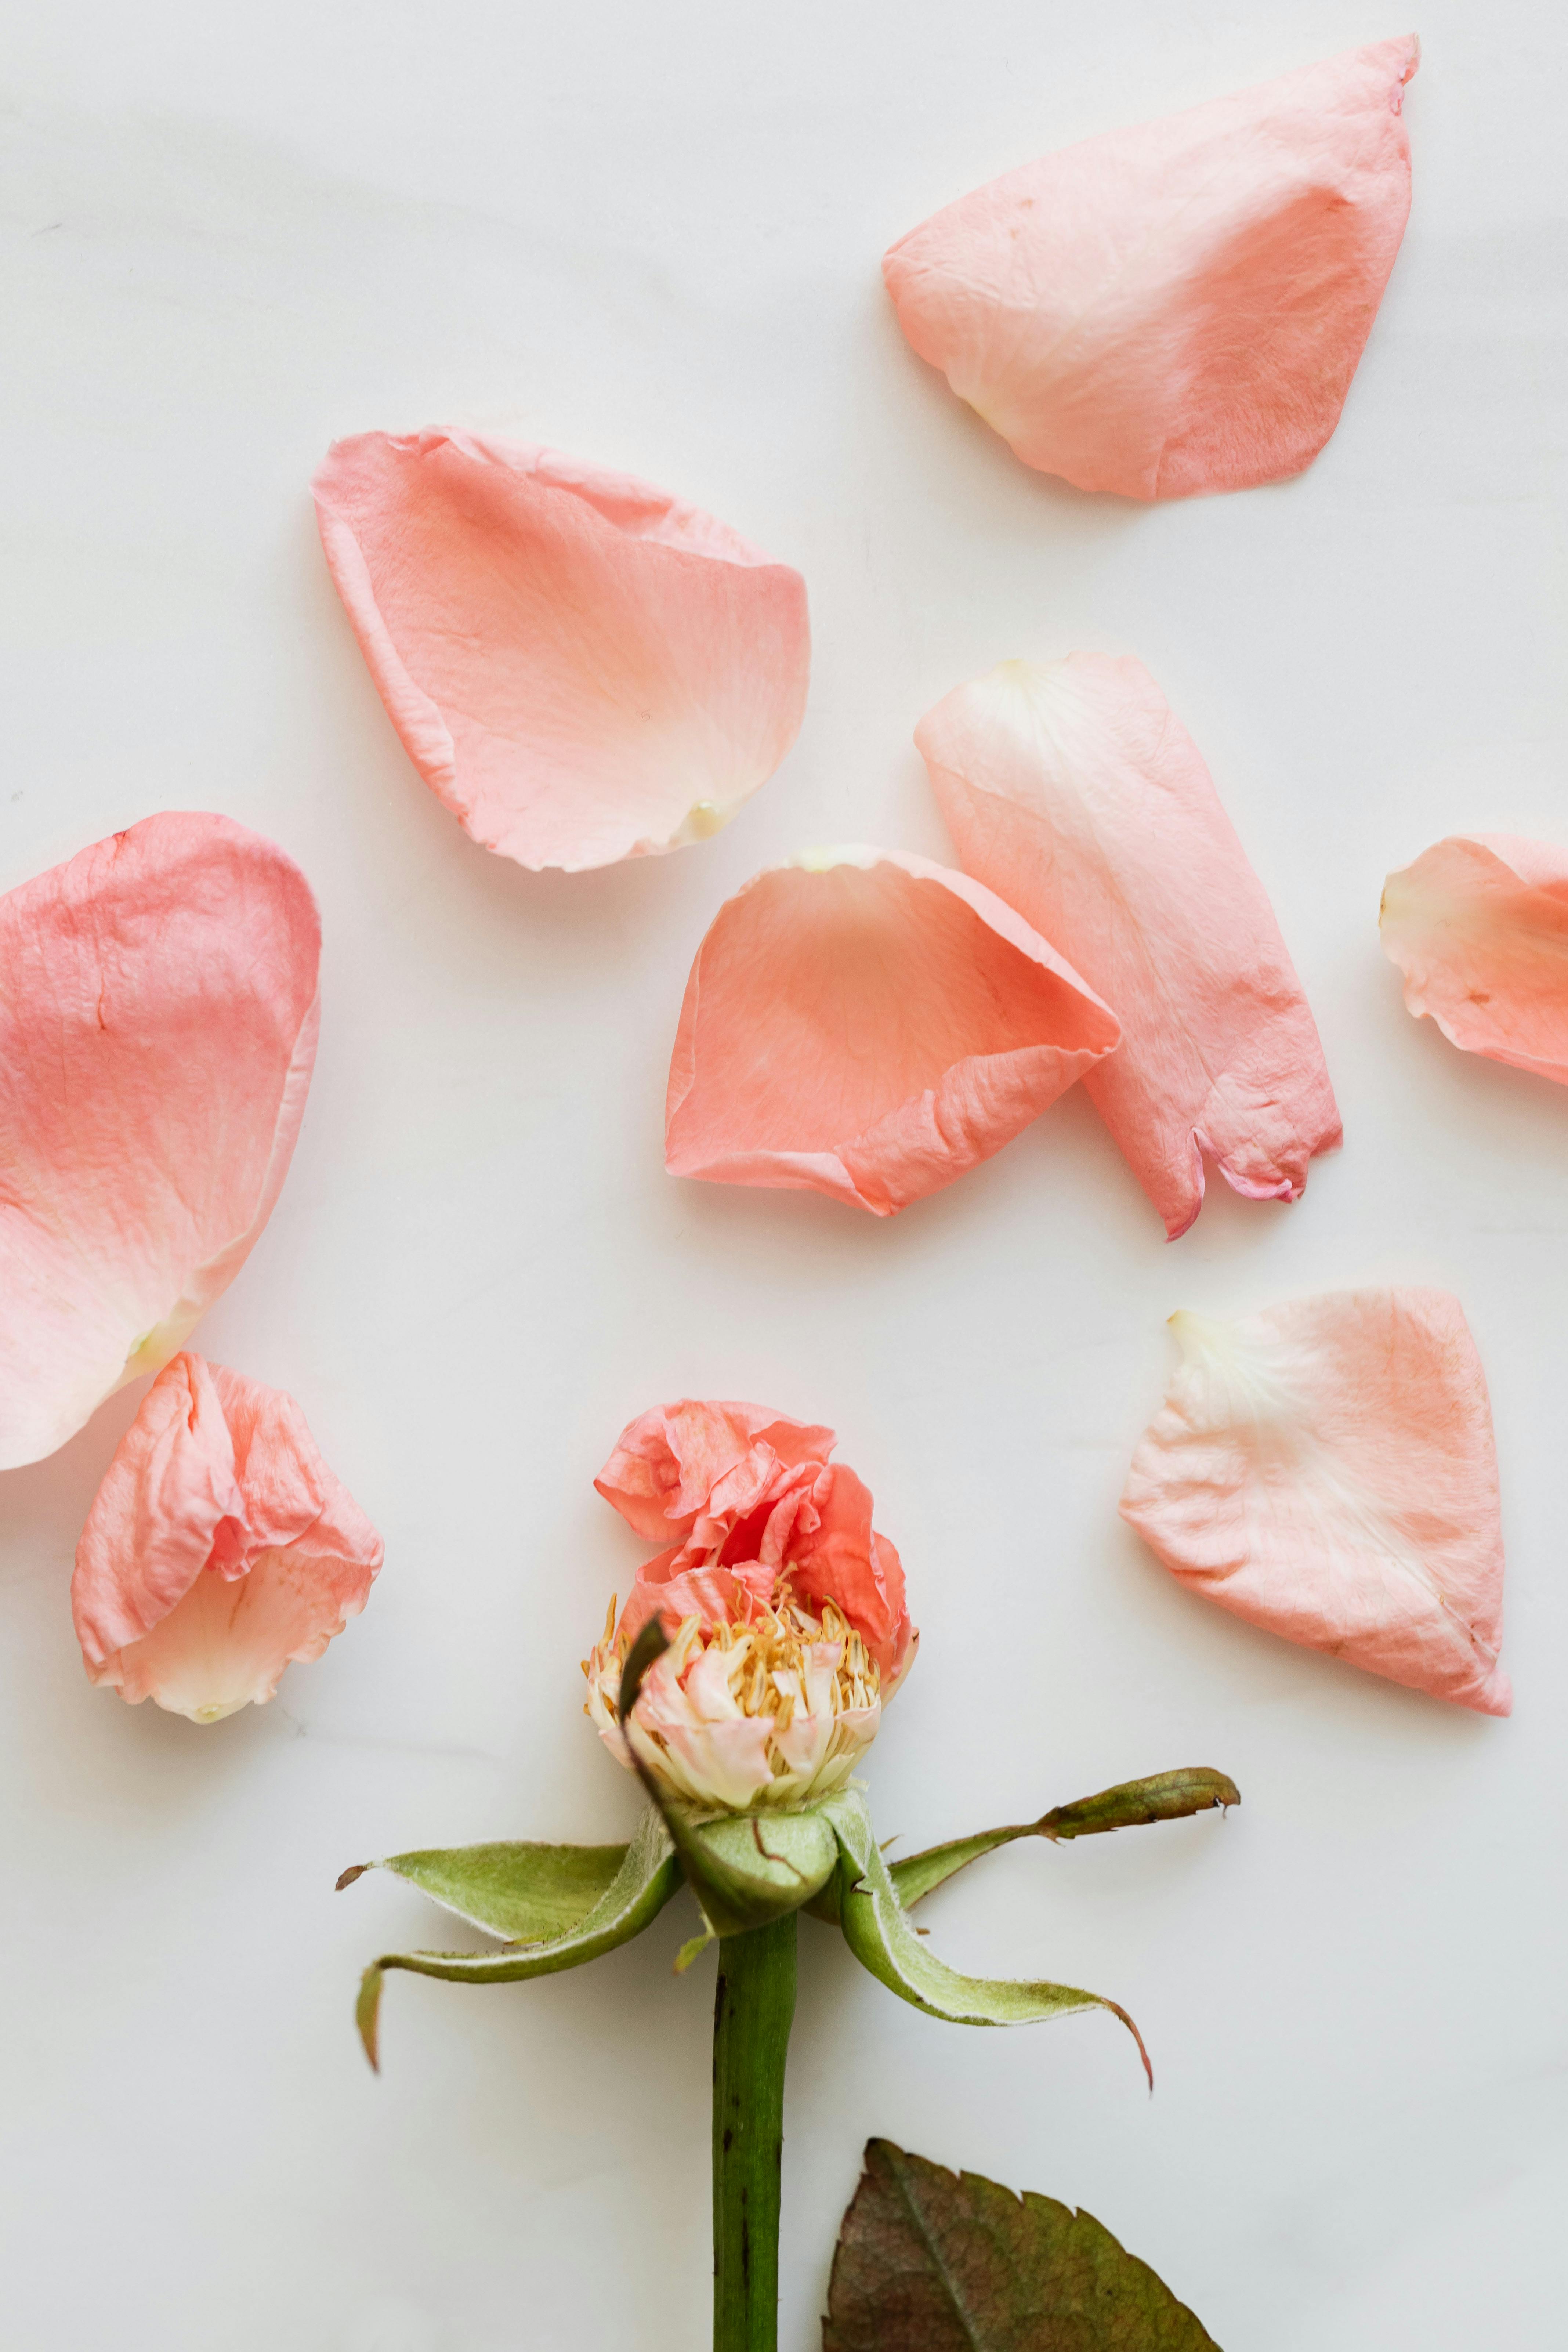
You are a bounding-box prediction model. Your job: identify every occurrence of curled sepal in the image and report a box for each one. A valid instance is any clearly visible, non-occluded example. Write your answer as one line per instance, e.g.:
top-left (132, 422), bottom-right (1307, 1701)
top-left (1040, 1766), bottom-right (1239, 1843)
top-left (342, 1806), bottom-right (680, 2070)
top-left (818, 1788), bottom-right (1151, 2085)
top-left (808, 1765), bottom-right (1238, 1920)
top-left (335, 1839), bottom-right (630, 1942)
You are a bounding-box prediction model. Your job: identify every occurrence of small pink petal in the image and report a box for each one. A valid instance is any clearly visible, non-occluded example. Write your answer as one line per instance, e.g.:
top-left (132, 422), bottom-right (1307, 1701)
top-left (1380, 834), bottom-right (1568, 1085)
top-left (313, 430), bottom-right (810, 873)
top-left (595, 1400), bottom-right (836, 1544)
top-left (883, 37), bottom-right (1418, 499)
top-left (664, 844), bottom-right (1120, 1215)
top-left (1119, 1289), bottom-right (1510, 1716)
top-left (73, 1353), bottom-right (383, 1721)
top-left (916, 655), bottom-right (1340, 1237)
top-left (0, 814), bottom-right (320, 1470)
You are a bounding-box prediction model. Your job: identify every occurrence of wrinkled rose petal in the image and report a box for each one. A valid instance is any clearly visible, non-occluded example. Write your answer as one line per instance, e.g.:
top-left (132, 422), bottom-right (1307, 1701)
top-left (1119, 1289), bottom-right (1510, 1716)
top-left (596, 1400), bottom-right (915, 1690)
top-left (0, 814), bottom-right (321, 1470)
top-left (664, 845), bottom-right (1120, 1216)
top-left (314, 430), bottom-right (810, 872)
top-left (73, 1353), bottom-right (383, 1721)
top-left (585, 1401), bottom-right (915, 1810)
top-left (883, 37), bottom-right (1418, 500)
top-left (916, 655), bottom-right (1339, 1237)
top-left (1380, 834), bottom-right (1568, 1085)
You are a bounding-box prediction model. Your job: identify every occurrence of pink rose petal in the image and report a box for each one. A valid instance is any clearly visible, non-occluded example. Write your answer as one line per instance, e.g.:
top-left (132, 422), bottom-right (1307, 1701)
top-left (597, 1400), bottom-right (916, 1690)
top-left (1380, 833), bottom-right (1568, 1085)
top-left (73, 1352), bottom-right (383, 1720)
top-left (1120, 1289), bottom-right (1510, 1716)
top-left (313, 430), bottom-right (810, 872)
top-left (0, 814), bottom-right (320, 1470)
top-left (916, 655), bottom-right (1340, 1237)
top-left (883, 36), bottom-right (1419, 499)
top-left (664, 845), bottom-right (1120, 1216)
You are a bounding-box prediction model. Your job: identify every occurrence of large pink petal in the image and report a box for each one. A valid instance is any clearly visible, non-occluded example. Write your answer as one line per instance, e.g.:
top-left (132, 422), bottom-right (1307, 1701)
top-left (314, 430), bottom-right (810, 873)
top-left (665, 845), bottom-right (1120, 1215)
top-left (916, 655), bottom-right (1340, 1237)
top-left (1380, 834), bottom-right (1568, 1085)
top-left (0, 816), bottom-right (320, 1469)
top-left (595, 1400), bottom-right (836, 1542)
top-left (73, 1353), bottom-right (383, 1720)
top-left (883, 37), bottom-right (1418, 499)
top-left (1119, 1289), bottom-right (1510, 1716)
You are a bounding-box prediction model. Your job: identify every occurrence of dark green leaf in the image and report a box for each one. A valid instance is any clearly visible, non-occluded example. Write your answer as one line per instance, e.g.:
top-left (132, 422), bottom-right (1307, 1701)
top-left (823, 2139), bottom-right (1221, 2350)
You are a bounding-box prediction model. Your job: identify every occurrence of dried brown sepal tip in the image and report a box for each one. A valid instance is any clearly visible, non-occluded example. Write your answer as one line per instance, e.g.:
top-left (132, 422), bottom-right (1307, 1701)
top-left (823, 2138), bottom-right (1220, 2350)
top-left (335, 1863), bottom-right (368, 1891)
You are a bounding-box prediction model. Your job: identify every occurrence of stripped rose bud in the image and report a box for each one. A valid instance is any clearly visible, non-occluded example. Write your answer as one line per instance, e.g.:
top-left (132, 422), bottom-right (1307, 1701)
top-left (73, 1352), bottom-right (383, 1722)
top-left (583, 1402), bottom-right (915, 1812)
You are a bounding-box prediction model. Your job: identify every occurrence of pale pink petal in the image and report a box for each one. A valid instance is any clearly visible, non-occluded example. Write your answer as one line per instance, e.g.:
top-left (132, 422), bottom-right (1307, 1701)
top-left (0, 815), bottom-right (320, 1470)
top-left (73, 1353), bottom-right (383, 1722)
top-left (665, 845), bottom-right (1120, 1215)
top-left (883, 37), bottom-right (1418, 499)
top-left (916, 655), bottom-right (1339, 1237)
top-left (1119, 1289), bottom-right (1510, 1716)
top-left (595, 1400), bottom-right (836, 1543)
top-left (1380, 834), bottom-right (1568, 1085)
top-left (313, 430), bottom-right (810, 873)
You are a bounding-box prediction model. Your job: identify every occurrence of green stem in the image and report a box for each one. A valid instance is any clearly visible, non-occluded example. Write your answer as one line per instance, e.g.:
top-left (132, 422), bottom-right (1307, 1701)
top-left (712, 1912), bottom-right (798, 2352)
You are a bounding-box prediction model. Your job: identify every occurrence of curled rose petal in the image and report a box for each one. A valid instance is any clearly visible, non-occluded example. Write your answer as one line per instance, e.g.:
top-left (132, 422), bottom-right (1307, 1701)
top-left (313, 430), bottom-right (810, 872)
top-left (586, 1400), bottom-right (914, 1810)
top-left (1380, 834), bottom-right (1568, 1085)
top-left (72, 1353), bottom-right (383, 1722)
top-left (0, 813), bottom-right (320, 1470)
top-left (883, 37), bottom-right (1419, 500)
top-left (916, 655), bottom-right (1340, 1238)
top-left (1119, 1289), bottom-right (1510, 1716)
top-left (664, 845), bottom-right (1120, 1216)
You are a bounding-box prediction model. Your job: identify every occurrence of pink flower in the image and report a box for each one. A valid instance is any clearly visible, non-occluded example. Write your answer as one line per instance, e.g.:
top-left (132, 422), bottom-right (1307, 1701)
top-left (585, 1403), bottom-right (915, 1810)
top-left (883, 37), bottom-right (1418, 500)
top-left (664, 845), bottom-right (1119, 1215)
top-left (0, 813), bottom-right (320, 1471)
top-left (916, 655), bottom-right (1340, 1238)
top-left (73, 1353), bottom-right (383, 1722)
top-left (313, 430), bottom-right (810, 873)
top-left (1119, 1290), bottom-right (1510, 1716)
top-left (1380, 834), bottom-right (1568, 1085)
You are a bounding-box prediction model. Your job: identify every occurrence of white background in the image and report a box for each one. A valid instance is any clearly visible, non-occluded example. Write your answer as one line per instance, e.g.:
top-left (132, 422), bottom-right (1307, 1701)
top-left (2, 4), bottom-right (1564, 2346)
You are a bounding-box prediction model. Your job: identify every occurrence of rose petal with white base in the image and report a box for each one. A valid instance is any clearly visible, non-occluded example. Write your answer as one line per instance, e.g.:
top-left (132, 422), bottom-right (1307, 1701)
top-left (665, 846), bottom-right (1119, 1215)
top-left (73, 1353), bottom-right (383, 1722)
top-left (883, 37), bottom-right (1419, 499)
top-left (314, 430), bottom-right (810, 872)
top-left (1119, 1288), bottom-right (1509, 1715)
top-left (0, 813), bottom-right (320, 1470)
top-left (1380, 833), bottom-right (1568, 1085)
top-left (916, 654), bottom-right (1339, 1237)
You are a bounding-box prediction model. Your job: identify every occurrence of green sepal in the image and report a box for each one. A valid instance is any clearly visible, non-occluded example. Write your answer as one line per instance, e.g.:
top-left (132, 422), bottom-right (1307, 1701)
top-left (337, 1839), bottom-right (630, 1942)
top-left (818, 1788), bottom-right (1151, 2084)
top-left (808, 1765), bottom-right (1239, 1922)
top-left (343, 1806), bottom-right (681, 2069)
top-left (675, 1803), bottom-right (840, 1938)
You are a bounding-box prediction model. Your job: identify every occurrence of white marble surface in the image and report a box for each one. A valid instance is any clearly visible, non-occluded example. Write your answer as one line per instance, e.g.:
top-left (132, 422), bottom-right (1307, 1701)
top-left (2, 5), bottom-right (1565, 2346)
